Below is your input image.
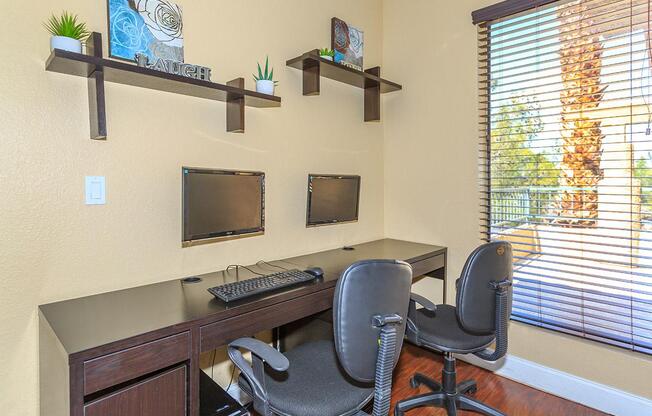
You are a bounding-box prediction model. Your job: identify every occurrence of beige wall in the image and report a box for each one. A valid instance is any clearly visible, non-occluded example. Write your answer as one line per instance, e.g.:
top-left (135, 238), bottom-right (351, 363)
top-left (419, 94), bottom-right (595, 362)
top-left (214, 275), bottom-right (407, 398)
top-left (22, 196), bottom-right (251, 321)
top-left (0, 1), bottom-right (384, 414)
top-left (3, 1), bottom-right (652, 414)
top-left (382, 0), bottom-right (652, 400)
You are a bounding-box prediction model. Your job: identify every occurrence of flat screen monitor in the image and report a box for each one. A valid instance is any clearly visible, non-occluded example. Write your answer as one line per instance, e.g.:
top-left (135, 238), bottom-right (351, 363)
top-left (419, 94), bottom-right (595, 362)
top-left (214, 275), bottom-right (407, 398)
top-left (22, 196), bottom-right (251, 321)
top-left (306, 174), bottom-right (361, 227)
top-left (183, 167), bottom-right (265, 245)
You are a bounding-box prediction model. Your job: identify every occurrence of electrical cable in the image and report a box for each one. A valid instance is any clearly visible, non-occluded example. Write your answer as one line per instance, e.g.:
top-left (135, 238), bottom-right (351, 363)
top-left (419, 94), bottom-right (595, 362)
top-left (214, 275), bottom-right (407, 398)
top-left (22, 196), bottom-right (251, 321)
top-left (210, 348), bottom-right (217, 380)
top-left (226, 264), bottom-right (264, 276)
top-left (225, 364), bottom-right (237, 392)
top-left (256, 260), bottom-right (289, 271)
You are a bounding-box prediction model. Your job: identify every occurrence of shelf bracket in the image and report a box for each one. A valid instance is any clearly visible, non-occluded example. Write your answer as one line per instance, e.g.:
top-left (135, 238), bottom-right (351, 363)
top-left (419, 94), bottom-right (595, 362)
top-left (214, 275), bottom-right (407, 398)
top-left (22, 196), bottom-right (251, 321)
top-left (303, 58), bottom-right (321, 96)
top-left (86, 32), bottom-right (107, 140)
top-left (364, 66), bottom-right (381, 122)
top-left (226, 78), bottom-right (245, 133)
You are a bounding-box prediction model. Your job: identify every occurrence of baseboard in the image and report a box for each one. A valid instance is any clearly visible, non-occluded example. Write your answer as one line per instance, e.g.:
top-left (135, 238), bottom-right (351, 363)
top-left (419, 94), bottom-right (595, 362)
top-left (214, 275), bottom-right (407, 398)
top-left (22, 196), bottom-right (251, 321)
top-left (456, 354), bottom-right (652, 416)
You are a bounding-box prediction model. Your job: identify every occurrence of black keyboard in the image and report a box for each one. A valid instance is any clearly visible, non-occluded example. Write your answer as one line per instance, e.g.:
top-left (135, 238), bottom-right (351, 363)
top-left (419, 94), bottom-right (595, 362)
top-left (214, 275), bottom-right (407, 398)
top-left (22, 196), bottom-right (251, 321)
top-left (208, 269), bottom-right (318, 302)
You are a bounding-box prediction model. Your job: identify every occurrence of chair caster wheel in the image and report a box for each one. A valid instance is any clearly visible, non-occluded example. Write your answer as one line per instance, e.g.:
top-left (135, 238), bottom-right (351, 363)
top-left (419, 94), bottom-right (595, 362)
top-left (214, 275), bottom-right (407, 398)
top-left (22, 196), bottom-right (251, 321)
top-left (468, 386), bottom-right (478, 395)
top-left (409, 377), bottom-right (419, 389)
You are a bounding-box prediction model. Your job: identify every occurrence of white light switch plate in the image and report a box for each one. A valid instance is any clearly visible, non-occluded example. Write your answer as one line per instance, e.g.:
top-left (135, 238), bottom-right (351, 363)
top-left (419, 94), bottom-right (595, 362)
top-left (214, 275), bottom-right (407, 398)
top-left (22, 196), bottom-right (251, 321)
top-left (85, 176), bottom-right (106, 205)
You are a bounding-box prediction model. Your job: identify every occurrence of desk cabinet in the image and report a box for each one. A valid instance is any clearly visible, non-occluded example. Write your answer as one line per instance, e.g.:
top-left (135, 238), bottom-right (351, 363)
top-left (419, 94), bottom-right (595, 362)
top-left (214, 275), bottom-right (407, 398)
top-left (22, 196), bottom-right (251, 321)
top-left (84, 366), bottom-right (186, 416)
top-left (39, 239), bottom-right (446, 416)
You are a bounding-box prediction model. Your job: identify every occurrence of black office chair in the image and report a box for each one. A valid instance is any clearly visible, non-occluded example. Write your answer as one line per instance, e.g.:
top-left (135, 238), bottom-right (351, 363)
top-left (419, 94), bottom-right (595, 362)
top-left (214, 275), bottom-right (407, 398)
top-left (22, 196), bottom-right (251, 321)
top-left (394, 242), bottom-right (513, 416)
top-left (228, 259), bottom-right (413, 416)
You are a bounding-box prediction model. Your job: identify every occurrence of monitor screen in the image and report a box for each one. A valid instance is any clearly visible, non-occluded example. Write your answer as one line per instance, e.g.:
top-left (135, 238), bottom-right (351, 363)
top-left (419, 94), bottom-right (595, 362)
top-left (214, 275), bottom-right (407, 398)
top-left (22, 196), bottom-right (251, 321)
top-left (306, 175), bottom-right (361, 226)
top-left (183, 168), bottom-right (265, 244)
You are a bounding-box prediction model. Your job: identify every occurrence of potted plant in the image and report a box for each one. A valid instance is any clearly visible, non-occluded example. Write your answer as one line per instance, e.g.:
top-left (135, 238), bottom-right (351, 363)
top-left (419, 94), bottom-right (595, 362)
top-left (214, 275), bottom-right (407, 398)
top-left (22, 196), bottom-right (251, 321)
top-left (253, 56), bottom-right (278, 96)
top-left (319, 48), bottom-right (335, 61)
top-left (44, 11), bottom-right (90, 53)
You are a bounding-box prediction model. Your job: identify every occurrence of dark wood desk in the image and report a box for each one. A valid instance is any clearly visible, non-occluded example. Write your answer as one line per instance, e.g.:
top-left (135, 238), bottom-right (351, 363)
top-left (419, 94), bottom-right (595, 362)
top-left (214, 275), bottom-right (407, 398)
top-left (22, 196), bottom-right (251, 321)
top-left (39, 239), bottom-right (446, 416)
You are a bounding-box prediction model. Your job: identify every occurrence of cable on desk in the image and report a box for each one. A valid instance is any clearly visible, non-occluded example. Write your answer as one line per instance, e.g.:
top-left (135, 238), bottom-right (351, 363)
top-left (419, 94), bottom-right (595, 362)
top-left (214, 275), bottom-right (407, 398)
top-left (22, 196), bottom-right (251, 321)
top-left (256, 260), bottom-right (289, 271)
top-left (226, 264), bottom-right (264, 276)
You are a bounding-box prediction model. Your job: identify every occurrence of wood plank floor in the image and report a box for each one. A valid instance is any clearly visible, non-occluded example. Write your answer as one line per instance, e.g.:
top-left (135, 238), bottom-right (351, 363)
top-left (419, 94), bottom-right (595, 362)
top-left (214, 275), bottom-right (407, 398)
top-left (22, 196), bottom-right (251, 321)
top-left (390, 344), bottom-right (608, 416)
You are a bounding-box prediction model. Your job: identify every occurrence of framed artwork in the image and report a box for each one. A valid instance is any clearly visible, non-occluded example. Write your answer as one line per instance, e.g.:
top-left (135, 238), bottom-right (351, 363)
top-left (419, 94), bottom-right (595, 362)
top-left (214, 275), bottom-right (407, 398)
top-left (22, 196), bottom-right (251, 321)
top-left (331, 17), bottom-right (364, 71)
top-left (108, 0), bottom-right (184, 62)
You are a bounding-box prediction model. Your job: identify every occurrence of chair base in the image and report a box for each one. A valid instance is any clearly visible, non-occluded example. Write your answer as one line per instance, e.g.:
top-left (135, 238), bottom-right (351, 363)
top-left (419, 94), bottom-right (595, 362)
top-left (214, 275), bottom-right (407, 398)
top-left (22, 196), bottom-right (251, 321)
top-left (394, 353), bottom-right (505, 416)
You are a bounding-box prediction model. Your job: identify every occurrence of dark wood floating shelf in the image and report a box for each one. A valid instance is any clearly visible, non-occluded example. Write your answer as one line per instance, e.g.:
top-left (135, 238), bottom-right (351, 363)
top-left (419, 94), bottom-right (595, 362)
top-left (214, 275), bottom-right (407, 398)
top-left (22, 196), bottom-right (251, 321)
top-left (45, 32), bottom-right (280, 139)
top-left (286, 50), bottom-right (402, 122)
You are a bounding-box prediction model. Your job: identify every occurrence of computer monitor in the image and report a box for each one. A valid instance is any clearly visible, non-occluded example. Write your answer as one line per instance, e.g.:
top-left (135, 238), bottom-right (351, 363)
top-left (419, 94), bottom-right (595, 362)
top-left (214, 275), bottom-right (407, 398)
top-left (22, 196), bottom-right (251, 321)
top-left (182, 167), bottom-right (265, 245)
top-left (306, 174), bottom-right (361, 227)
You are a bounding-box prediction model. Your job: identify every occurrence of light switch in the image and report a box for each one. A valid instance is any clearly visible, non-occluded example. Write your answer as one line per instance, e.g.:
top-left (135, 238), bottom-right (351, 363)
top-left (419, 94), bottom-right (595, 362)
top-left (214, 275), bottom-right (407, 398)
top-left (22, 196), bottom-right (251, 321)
top-left (85, 176), bottom-right (106, 205)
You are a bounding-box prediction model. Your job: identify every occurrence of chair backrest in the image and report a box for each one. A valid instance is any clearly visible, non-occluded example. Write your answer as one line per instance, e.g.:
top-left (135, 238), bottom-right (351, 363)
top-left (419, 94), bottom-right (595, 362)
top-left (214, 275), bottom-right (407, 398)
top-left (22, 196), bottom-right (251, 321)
top-left (333, 259), bottom-right (412, 383)
top-left (456, 241), bottom-right (513, 334)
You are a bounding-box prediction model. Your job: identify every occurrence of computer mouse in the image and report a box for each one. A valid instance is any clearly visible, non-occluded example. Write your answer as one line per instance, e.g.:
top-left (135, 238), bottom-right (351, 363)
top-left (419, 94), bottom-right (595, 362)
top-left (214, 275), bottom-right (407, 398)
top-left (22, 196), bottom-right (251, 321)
top-left (304, 267), bottom-right (324, 278)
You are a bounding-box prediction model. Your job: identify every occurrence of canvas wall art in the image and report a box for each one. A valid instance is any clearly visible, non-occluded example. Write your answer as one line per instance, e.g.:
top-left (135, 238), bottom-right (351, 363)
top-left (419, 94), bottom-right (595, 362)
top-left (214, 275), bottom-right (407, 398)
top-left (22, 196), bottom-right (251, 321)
top-left (331, 17), bottom-right (364, 71)
top-left (108, 0), bottom-right (184, 62)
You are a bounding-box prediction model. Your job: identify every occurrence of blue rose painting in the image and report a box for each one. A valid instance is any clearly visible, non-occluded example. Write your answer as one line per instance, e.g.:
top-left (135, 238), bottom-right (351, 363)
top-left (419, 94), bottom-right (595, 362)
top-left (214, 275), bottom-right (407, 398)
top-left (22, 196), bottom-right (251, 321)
top-left (109, 0), bottom-right (184, 62)
top-left (332, 17), bottom-right (363, 71)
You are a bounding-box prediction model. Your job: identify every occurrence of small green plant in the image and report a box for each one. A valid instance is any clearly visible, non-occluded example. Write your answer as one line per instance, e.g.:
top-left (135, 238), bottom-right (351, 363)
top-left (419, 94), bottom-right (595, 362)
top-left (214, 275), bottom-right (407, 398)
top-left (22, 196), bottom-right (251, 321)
top-left (319, 48), bottom-right (335, 57)
top-left (253, 56), bottom-right (278, 85)
top-left (44, 11), bottom-right (90, 40)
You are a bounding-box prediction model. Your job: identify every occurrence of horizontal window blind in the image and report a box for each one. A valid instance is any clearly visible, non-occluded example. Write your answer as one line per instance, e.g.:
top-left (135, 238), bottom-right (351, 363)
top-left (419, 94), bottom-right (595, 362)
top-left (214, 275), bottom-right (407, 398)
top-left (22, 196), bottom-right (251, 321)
top-left (478, 0), bottom-right (652, 354)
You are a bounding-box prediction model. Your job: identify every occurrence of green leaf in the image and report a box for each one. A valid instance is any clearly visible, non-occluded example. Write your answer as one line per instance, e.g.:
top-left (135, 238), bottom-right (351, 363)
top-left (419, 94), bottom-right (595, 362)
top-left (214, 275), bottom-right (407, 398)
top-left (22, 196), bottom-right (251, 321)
top-left (264, 56), bottom-right (269, 80)
top-left (269, 68), bottom-right (274, 82)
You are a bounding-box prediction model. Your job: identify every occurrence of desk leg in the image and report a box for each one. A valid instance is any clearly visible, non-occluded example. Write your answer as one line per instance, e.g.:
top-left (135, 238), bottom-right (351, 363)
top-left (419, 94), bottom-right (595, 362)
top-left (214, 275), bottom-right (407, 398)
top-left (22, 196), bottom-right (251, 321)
top-left (441, 256), bottom-right (448, 303)
top-left (70, 362), bottom-right (84, 416)
top-left (189, 327), bottom-right (200, 415)
top-left (438, 266), bottom-right (447, 304)
top-left (422, 266), bottom-right (447, 305)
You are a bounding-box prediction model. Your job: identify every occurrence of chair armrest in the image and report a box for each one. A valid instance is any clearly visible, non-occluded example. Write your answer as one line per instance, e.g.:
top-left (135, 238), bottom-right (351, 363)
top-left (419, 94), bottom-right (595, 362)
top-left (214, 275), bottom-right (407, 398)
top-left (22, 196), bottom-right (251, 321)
top-left (410, 293), bottom-right (437, 312)
top-left (227, 337), bottom-right (289, 416)
top-left (407, 293), bottom-right (436, 347)
top-left (229, 337), bottom-right (289, 371)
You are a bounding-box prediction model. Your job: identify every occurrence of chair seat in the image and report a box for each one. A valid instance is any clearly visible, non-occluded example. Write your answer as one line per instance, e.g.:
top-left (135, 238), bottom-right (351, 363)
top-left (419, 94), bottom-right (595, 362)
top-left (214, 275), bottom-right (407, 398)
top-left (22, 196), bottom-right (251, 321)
top-left (411, 304), bottom-right (495, 354)
top-left (239, 340), bottom-right (374, 416)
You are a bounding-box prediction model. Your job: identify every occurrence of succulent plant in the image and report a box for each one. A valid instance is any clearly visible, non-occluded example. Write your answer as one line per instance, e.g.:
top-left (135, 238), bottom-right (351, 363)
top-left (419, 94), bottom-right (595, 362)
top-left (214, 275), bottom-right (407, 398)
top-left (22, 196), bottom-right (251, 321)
top-left (319, 48), bottom-right (335, 57)
top-left (253, 56), bottom-right (278, 85)
top-left (44, 11), bottom-right (90, 40)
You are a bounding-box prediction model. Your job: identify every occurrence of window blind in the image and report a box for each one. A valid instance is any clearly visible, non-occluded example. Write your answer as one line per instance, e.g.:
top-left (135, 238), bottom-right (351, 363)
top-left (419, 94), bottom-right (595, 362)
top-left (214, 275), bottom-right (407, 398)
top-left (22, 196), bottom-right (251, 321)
top-left (477, 0), bottom-right (652, 354)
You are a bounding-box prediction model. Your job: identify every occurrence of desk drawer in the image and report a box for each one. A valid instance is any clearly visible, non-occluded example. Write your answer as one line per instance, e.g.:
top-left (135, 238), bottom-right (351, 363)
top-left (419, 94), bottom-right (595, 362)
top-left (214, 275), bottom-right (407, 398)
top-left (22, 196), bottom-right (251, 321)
top-left (84, 332), bottom-right (190, 395)
top-left (84, 365), bottom-right (186, 416)
top-left (411, 254), bottom-right (445, 277)
top-left (200, 289), bottom-right (333, 351)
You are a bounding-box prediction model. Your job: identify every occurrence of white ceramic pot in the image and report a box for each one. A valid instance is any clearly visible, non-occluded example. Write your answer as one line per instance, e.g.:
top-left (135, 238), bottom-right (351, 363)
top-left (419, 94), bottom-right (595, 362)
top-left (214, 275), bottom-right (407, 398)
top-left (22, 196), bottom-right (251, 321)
top-left (51, 36), bottom-right (82, 53)
top-left (256, 80), bottom-right (275, 96)
top-left (320, 55), bottom-right (333, 61)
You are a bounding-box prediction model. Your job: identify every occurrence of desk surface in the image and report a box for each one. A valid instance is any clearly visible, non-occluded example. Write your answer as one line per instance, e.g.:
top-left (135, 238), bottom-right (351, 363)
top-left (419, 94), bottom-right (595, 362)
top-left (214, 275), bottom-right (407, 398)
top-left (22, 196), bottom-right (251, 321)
top-left (40, 239), bottom-right (445, 358)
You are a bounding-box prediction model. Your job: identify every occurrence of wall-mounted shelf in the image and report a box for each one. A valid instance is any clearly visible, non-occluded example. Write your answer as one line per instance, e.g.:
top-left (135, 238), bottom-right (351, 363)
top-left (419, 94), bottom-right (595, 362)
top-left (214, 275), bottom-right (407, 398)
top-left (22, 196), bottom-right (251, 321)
top-left (45, 33), bottom-right (281, 139)
top-left (286, 49), bottom-right (402, 122)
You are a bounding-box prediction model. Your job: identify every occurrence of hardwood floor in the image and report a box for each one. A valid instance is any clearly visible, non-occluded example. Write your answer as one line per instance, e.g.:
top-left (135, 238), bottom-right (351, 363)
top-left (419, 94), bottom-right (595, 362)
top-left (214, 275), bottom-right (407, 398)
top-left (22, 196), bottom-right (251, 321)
top-left (390, 344), bottom-right (608, 416)
top-left (249, 342), bottom-right (608, 415)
